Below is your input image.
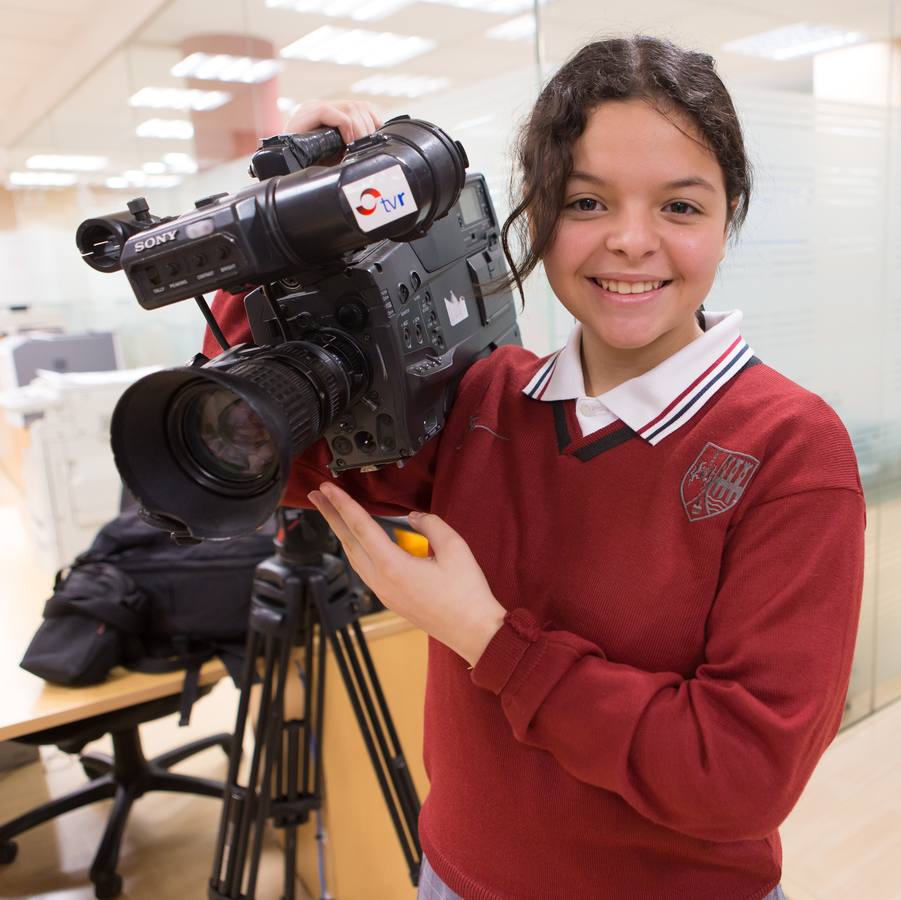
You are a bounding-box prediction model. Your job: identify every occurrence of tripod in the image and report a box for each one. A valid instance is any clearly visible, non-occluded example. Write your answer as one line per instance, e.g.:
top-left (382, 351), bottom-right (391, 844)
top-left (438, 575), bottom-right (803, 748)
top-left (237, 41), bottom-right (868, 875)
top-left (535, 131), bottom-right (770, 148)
top-left (209, 508), bottom-right (422, 900)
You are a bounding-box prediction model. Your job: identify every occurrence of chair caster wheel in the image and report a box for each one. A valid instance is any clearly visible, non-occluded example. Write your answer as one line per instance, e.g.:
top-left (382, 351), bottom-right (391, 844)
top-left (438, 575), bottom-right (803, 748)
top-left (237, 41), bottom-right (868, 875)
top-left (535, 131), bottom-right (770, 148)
top-left (0, 841), bottom-right (17, 864)
top-left (93, 871), bottom-right (123, 898)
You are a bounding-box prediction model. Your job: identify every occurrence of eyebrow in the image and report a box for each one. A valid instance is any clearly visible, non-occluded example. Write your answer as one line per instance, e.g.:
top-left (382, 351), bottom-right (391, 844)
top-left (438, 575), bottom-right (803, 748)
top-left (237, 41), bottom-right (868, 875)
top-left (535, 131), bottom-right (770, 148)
top-left (568, 171), bottom-right (718, 193)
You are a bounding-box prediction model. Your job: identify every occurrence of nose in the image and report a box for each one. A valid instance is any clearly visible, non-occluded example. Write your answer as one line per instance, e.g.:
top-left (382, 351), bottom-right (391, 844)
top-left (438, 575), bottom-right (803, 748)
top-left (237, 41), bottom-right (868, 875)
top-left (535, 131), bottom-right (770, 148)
top-left (604, 207), bottom-right (661, 260)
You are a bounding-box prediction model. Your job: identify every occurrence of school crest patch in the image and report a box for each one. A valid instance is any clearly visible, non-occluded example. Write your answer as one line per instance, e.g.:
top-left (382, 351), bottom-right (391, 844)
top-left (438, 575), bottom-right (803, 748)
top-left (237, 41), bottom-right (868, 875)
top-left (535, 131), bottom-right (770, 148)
top-left (681, 442), bottom-right (760, 522)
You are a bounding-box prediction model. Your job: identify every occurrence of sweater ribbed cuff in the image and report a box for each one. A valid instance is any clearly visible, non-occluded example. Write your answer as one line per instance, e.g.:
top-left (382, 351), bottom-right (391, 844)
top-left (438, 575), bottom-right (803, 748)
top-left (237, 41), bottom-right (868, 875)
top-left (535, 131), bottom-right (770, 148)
top-left (471, 608), bottom-right (541, 695)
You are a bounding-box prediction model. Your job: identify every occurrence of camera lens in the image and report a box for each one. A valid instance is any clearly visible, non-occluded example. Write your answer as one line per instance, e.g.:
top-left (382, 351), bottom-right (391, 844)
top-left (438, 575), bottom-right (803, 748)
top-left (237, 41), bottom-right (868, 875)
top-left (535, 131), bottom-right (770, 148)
top-left (111, 331), bottom-right (370, 539)
top-left (171, 383), bottom-right (278, 489)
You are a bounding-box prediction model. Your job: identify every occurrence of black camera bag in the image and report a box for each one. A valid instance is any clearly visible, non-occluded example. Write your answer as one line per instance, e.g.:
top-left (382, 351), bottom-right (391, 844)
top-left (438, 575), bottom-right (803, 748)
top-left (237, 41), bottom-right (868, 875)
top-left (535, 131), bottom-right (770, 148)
top-left (20, 510), bottom-right (274, 723)
top-left (20, 562), bottom-right (148, 687)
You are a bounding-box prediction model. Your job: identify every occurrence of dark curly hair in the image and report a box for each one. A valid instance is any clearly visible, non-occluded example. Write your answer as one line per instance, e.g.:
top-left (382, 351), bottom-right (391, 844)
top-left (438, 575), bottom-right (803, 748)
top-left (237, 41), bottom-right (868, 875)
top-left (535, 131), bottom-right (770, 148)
top-left (501, 35), bottom-right (753, 299)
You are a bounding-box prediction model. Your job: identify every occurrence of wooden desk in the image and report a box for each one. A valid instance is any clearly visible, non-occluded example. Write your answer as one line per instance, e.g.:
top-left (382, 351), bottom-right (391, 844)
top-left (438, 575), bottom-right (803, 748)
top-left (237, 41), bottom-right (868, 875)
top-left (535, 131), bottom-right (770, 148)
top-left (0, 659), bottom-right (228, 742)
top-left (0, 597), bottom-right (227, 742)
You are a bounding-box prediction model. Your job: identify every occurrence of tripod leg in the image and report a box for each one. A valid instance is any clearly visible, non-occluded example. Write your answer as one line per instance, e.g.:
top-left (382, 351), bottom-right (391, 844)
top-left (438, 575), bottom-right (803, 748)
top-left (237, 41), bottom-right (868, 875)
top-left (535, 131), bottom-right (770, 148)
top-left (281, 717), bottom-right (302, 900)
top-left (322, 618), bottom-right (422, 884)
top-left (244, 631), bottom-right (293, 900)
top-left (210, 626), bottom-right (278, 899)
top-left (350, 618), bottom-right (422, 846)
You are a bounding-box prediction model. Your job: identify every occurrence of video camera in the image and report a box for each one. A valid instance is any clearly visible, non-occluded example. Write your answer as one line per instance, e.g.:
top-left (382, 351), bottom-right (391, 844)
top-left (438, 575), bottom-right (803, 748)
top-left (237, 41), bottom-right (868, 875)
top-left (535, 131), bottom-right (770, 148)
top-left (76, 116), bottom-right (520, 541)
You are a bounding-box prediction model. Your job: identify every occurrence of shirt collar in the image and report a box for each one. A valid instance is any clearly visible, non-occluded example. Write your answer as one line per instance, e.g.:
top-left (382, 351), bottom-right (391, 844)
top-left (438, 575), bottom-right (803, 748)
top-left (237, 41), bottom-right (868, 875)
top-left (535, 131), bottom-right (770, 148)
top-left (522, 310), bottom-right (754, 445)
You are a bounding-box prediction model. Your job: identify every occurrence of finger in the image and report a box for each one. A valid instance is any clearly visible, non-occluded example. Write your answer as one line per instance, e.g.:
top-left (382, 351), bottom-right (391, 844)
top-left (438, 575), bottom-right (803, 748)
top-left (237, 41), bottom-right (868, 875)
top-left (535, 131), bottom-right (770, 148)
top-left (318, 483), bottom-right (408, 571)
top-left (364, 101), bottom-right (383, 130)
top-left (308, 490), bottom-right (374, 572)
top-left (345, 104), bottom-right (371, 142)
top-left (285, 100), bottom-right (321, 132)
top-left (288, 101), bottom-right (355, 144)
top-left (358, 102), bottom-right (380, 134)
top-left (407, 511), bottom-right (466, 558)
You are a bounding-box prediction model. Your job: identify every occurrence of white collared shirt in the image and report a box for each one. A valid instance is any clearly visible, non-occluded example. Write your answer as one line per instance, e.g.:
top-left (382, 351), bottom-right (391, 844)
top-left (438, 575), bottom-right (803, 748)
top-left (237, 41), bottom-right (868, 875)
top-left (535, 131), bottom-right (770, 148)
top-left (522, 310), bottom-right (754, 445)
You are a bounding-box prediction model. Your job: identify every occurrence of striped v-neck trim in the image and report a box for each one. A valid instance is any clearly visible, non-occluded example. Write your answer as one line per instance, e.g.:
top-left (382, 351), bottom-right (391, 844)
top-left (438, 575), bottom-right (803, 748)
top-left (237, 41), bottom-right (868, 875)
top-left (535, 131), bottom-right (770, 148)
top-left (550, 354), bottom-right (762, 460)
top-left (524, 351), bottom-right (562, 400)
top-left (522, 310), bottom-right (755, 445)
top-left (637, 335), bottom-right (752, 445)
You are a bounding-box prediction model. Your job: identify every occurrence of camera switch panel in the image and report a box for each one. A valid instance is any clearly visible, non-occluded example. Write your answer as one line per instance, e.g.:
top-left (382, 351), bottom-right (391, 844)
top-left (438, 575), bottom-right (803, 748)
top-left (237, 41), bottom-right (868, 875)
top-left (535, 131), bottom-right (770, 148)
top-left (128, 235), bottom-right (247, 309)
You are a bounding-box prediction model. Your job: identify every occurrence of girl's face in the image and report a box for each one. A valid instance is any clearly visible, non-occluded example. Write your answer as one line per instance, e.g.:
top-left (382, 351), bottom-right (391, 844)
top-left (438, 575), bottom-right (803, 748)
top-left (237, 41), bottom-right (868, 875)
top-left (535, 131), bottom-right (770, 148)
top-left (542, 100), bottom-right (732, 385)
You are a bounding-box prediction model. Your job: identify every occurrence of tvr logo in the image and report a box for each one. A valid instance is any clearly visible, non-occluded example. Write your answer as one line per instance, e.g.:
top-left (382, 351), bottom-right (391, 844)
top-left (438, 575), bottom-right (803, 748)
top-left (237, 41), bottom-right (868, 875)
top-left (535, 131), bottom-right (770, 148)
top-left (356, 187), bottom-right (407, 216)
top-left (343, 165), bottom-right (418, 233)
top-left (134, 230), bottom-right (178, 252)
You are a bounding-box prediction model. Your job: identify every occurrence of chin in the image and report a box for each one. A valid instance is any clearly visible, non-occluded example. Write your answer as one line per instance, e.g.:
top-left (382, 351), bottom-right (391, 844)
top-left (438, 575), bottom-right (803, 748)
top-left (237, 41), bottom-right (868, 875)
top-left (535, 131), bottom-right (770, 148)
top-left (594, 323), bottom-right (667, 351)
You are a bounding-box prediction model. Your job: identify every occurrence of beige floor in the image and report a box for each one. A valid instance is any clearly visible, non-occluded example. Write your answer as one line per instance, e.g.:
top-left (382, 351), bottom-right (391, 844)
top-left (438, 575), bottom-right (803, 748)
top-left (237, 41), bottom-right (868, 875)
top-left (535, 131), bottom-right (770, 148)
top-left (1, 471), bottom-right (900, 899)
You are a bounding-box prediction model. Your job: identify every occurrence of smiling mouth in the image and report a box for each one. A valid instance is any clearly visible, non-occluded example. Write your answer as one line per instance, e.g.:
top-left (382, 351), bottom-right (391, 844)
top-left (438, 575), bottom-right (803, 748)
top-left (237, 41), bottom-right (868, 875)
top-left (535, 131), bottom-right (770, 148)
top-left (589, 278), bottom-right (673, 295)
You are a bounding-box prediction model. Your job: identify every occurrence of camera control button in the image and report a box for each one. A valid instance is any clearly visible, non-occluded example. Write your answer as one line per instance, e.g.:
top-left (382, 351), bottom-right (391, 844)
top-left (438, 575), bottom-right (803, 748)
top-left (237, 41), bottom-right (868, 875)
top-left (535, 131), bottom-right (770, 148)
top-left (333, 436), bottom-right (353, 456)
top-left (185, 219), bottom-right (215, 238)
top-left (194, 193), bottom-right (229, 209)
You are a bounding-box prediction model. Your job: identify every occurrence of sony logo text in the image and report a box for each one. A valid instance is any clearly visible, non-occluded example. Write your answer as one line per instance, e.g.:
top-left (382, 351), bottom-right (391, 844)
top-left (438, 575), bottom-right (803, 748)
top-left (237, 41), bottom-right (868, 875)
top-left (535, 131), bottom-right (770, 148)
top-left (134, 230), bottom-right (178, 252)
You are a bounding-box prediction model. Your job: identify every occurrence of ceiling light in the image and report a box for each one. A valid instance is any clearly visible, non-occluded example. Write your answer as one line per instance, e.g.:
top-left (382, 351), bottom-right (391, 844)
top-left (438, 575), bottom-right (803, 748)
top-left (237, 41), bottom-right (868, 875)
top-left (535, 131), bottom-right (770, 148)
top-left (722, 24), bottom-right (867, 61)
top-left (142, 162), bottom-right (167, 174)
top-left (26, 154), bottom-right (107, 171)
top-left (129, 86), bottom-right (232, 111)
top-left (423, 0), bottom-right (547, 13)
top-left (136, 118), bottom-right (195, 140)
top-left (485, 14), bottom-right (535, 41)
top-left (145, 175), bottom-right (182, 188)
top-left (163, 152), bottom-right (198, 173)
top-left (281, 26), bottom-right (435, 67)
top-left (266, 0), bottom-right (415, 21)
top-left (278, 96), bottom-right (297, 113)
top-left (171, 52), bottom-right (282, 83)
top-left (119, 170), bottom-right (182, 189)
top-left (351, 74), bottom-right (450, 97)
top-left (9, 171), bottom-right (78, 187)
top-left (105, 177), bottom-right (131, 189)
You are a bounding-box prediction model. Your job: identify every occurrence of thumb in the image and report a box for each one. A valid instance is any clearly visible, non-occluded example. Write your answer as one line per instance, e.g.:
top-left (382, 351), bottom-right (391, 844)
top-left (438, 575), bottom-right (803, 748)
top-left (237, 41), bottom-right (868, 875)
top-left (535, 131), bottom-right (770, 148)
top-left (407, 511), bottom-right (463, 556)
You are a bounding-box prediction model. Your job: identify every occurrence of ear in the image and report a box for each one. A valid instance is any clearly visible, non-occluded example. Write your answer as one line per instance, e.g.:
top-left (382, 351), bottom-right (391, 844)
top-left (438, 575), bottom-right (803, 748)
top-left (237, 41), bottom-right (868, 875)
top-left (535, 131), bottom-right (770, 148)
top-left (724, 196), bottom-right (739, 233)
top-left (721, 197), bottom-right (739, 260)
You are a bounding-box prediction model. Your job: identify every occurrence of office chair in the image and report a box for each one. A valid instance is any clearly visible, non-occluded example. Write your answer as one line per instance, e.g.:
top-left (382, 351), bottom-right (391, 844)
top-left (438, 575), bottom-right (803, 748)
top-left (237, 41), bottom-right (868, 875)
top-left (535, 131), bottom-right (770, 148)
top-left (0, 688), bottom-right (231, 898)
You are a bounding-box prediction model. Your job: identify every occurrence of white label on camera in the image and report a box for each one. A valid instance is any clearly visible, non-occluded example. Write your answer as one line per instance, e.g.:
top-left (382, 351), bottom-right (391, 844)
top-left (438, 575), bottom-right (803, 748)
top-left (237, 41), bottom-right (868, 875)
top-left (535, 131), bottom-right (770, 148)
top-left (444, 290), bottom-right (469, 327)
top-left (185, 219), bottom-right (214, 239)
top-left (342, 165), bottom-right (418, 233)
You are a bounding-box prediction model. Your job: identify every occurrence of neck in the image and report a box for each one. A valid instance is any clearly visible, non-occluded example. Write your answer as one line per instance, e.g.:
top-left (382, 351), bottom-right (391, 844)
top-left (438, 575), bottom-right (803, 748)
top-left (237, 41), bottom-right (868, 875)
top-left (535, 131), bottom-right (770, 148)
top-left (580, 319), bottom-right (705, 396)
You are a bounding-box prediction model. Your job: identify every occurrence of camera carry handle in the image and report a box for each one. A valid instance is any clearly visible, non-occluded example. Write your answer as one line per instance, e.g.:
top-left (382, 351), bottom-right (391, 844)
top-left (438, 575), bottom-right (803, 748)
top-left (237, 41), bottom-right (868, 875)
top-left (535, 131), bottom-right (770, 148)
top-left (209, 507), bottom-right (422, 900)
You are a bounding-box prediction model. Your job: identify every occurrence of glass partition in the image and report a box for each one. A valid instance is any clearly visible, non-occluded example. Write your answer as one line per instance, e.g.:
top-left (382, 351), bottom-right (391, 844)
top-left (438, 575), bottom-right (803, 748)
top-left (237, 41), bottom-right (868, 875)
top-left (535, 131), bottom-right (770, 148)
top-left (2, 0), bottom-right (899, 722)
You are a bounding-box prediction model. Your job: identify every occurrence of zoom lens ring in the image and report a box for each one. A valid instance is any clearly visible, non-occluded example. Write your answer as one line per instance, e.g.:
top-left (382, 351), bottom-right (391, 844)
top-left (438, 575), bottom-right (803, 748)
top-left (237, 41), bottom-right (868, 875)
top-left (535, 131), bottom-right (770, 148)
top-left (226, 356), bottom-right (322, 453)
top-left (265, 342), bottom-right (349, 428)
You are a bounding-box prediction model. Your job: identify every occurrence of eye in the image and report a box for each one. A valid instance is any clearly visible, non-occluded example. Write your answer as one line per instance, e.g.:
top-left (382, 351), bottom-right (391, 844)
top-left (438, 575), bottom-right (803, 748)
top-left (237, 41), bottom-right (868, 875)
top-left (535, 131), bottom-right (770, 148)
top-left (566, 197), bottom-right (602, 213)
top-left (664, 200), bottom-right (700, 216)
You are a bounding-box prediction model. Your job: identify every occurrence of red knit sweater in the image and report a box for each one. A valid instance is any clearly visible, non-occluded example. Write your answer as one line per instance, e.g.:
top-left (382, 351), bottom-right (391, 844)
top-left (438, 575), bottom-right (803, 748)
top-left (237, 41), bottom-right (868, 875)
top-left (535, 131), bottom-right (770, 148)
top-left (204, 292), bottom-right (865, 900)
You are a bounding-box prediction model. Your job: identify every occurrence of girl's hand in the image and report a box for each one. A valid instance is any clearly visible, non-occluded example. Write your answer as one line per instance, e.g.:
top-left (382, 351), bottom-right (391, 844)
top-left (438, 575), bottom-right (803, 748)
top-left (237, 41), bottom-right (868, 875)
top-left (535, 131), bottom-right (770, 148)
top-left (285, 99), bottom-right (382, 145)
top-left (308, 482), bottom-right (506, 667)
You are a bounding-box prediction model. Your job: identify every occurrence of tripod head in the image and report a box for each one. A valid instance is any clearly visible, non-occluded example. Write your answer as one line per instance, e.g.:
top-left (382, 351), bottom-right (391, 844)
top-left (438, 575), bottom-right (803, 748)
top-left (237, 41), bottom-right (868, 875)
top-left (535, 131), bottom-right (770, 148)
top-left (274, 506), bottom-right (339, 566)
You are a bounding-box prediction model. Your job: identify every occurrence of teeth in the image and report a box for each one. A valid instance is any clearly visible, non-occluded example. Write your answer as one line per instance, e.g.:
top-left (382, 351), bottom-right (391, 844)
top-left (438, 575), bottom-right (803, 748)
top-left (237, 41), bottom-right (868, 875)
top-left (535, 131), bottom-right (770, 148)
top-left (597, 279), bottom-right (665, 294)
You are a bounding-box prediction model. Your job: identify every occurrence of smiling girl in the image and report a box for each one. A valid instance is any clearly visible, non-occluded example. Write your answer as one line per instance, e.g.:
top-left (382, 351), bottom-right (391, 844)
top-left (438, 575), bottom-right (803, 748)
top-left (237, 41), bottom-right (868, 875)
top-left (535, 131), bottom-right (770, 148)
top-left (207, 36), bottom-right (864, 900)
